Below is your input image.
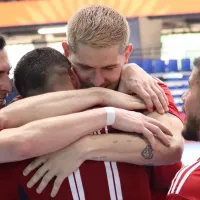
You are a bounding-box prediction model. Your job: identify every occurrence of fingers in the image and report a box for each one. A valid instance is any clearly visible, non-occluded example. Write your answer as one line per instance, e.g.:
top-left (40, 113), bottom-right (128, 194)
top-left (51, 176), bottom-right (65, 198)
top-left (133, 80), bottom-right (169, 114)
top-left (145, 122), bottom-right (170, 147)
top-left (36, 171), bottom-right (55, 194)
top-left (27, 164), bottom-right (48, 188)
top-left (23, 157), bottom-right (47, 176)
top-left (156, 81), bottom-right (169, 106)
top-left (145, 85), bottom-right (164, 114)
top-left (152, 83), bottom-right (169, 112)
top-left (135, 87), bottom-right (154, 112)
top-left (141, 127), bottom-right (156, 149)
top-left (147, 117), bottom-right (172, 136)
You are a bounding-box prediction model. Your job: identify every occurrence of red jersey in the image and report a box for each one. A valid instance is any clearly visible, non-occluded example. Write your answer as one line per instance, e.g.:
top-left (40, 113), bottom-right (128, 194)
top-left (166, 159), bottom-right (200, 200)
top-left (0, 126), bottom-right (152, 200)
top-left (151, 80), bottom-right (183, 200)
top-left (0, 81), bottom-right (182, 200)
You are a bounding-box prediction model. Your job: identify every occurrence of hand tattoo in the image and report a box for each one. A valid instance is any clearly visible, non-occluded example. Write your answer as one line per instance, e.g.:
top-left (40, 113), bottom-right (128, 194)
top-left (141, 144), bottom-right (153, 159)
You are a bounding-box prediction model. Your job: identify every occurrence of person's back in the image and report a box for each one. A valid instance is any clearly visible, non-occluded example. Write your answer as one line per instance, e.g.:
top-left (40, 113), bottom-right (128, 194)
top-left (0, 130), bottom-right (152, 200)
top-left (0, 127), bottom-right (181, 200)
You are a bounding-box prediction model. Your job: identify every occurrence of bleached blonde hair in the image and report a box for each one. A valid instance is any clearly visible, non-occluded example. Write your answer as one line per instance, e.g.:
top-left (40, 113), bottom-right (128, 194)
top-left (67, 5), bottom-right (130, 53)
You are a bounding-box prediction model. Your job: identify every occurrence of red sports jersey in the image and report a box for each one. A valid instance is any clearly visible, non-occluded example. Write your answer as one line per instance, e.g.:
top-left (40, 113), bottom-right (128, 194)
top-left (0, 81), bottom-right (182, 200)
top-left (151, 79), bottom-right (183, 200)
top-left (0, 127), bottom-right (152, 200)
top-left (166, 159), bottom-right (200, 200)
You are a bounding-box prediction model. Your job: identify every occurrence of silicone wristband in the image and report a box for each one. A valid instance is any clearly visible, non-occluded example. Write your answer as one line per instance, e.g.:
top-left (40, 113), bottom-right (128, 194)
top-left (104, 107), bottom-right (116, 126)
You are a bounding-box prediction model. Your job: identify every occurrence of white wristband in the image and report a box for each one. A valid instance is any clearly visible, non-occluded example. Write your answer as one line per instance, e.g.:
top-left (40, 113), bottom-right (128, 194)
top-left (104, 107), bottom-right (116, 126)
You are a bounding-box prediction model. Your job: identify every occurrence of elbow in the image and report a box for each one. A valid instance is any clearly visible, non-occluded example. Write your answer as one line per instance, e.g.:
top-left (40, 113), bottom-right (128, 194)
top-left (165, 136), bottom-right (184, 164)
top-left (170, 144), bottom-right (183, 164)
top-left (15, 135), bottom-right (35, 161)
top-left (0, 129), bottom-right (35, 162)
top-left (16, 129), bottom-right (46, 160)
top-left (18, 142), bottom-right (33, 161)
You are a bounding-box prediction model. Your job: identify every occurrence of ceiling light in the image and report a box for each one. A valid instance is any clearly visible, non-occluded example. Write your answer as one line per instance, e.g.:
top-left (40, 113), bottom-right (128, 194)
top-left (38, 26), bottom-right (67, 34)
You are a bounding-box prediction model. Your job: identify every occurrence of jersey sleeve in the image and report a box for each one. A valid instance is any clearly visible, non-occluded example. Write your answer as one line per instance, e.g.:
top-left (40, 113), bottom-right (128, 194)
top-left (151, 79), bottom-right (183, 191)
top-left (152, 162), bottom-right (182, 189)
top-left (155, 79), bottom-right (183, 123)
top-left (166, 194), bottom-right (192, 200)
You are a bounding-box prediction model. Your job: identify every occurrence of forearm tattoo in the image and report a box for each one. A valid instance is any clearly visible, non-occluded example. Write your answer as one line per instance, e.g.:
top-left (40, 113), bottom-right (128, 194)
top-left (141, 144), bottom-right (153, 159)
top-left (130, 133), bottom-right (154, 160)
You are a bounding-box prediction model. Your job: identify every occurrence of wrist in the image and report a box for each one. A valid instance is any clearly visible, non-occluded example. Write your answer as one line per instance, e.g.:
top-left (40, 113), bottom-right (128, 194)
top-left (82, 135), bottom-right (107, 161)
top-left (79, 135), bottom-right (97, 161)
top-left (104, 107), bottom-right (116, 126)
top-left (89, 87), bottom-right (108, 106)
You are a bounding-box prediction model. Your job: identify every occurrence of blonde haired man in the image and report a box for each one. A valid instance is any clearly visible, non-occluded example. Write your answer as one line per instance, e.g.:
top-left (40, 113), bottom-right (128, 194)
top-left (20, 5), bottom-right (184, 200)
top-left (63, 5), bottom-right (133, 90)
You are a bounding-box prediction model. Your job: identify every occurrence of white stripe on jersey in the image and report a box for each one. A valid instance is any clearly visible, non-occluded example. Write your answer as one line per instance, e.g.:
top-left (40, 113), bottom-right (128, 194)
top-left (111, 162), bottom-right (123, 200)
top-left (98, 127), bottom-right (117, 199)
top-left (175, 161), bottom-right (200, 194)
top-left (169, 165), bottom-right (191, 194)
top-left (74, 169), bottom-right (85, 200)
top-left (69, 127), bottom-right (123, 200)
top-left (104, 126), bottom-right (123, 200)
top-left (168, 160), bottom-right (200, 194)
top-left (168, 166), bottom-right (184, 194)
top-left (68, 174), bottom-right (80, 200)
top-left (104, 161), bottom-right (117, 200)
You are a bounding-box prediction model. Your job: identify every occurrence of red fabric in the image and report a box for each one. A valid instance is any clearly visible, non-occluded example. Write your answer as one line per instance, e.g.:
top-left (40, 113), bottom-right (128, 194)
top-left (167, 194), bottom-right (191, 200)
top-left (166, 159), bottom-right (200, 200)
top-left (156, 80), bottom-right (183, 123)
top-left (0, 129), bottom-right (151, 200)
top-left (0, 81), bottom-right (182, 200)
top-left (151, 79), bottom-right (183, 200)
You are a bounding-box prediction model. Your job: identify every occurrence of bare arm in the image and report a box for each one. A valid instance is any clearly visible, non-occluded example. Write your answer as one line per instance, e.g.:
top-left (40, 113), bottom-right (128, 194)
top-left (22, 113), bottom-right (183, 197)
top-left (22, 112), bottom-right (182, 197)
top-left (0, 108), bottom-right (107, 163)
top-left (86, 112), bottom-right (184, 165)
top-left (0, 107), bottom-right (172, 163)
top-left (0, 88), bottom-right (145, 129)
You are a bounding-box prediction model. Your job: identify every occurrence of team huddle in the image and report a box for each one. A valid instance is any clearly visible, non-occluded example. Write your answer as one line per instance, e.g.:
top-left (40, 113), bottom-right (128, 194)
top-left (0, 4), bottom-right (199, 200)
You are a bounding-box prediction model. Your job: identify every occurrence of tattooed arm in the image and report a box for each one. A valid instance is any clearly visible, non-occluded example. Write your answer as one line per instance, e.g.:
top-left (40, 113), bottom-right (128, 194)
top-left (87, 112), bottom-right (184, 166)
top-left (23, 113), bottom-right (183, 197)
top-left (86, 133), bottom-right (155, 165)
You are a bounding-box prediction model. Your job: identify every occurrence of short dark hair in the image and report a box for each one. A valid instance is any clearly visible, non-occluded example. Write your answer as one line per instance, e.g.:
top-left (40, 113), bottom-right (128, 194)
top-left (14, 47), bottom-right (72, 98)
top-left (0, 35), bottom-right (6, 50)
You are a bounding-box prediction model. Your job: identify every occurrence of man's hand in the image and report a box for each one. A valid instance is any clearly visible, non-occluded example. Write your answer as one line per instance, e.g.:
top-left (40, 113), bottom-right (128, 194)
top-left (23, 139), bottom-right (85, 198)
top-left (118, 64), bottom-right (169, 114)
top-left (113, 108), bottom-right (172, 149)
